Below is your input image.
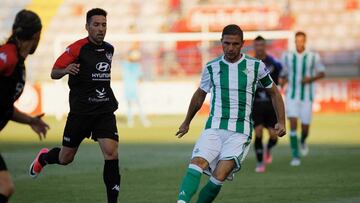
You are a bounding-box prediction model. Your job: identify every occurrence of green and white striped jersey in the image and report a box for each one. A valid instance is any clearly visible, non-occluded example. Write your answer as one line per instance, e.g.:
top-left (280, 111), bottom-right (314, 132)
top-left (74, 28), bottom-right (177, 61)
top-left (200, 54), bottom-right (273, 136)
top-left (281, 50), bottom-right (325, 102)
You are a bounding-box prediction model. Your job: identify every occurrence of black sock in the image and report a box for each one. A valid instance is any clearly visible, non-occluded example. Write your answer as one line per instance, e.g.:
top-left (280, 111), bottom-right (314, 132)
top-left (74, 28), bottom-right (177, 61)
top-left (39, 147), bottom-right (61, 166)
top-left (0, 193), bottom-right (8, 203)
top-left (300, 132), bottom-right (308, 145)
top-left (267, 138), bottom-right (278, 151)
top-left (103, 159), bottom-right (121, 203)
top-left (254, 137), bottom-right (263, 163)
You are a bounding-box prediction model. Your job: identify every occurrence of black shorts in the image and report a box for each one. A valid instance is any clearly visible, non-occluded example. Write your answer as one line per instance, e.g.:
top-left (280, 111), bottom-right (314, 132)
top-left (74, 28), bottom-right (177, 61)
top-left (63, 112), bottom-right (119, 148)
top-left (252, 101), bottom-right (277, 128)
top-left (0, 154), bottom-right (7, 171)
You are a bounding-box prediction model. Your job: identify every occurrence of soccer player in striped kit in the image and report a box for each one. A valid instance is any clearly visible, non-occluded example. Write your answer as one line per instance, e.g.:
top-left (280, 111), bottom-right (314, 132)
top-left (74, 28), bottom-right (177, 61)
top-left (175, 24), bottom-right (286, 203)
top-left (280, 31), bottom-right (325, 166)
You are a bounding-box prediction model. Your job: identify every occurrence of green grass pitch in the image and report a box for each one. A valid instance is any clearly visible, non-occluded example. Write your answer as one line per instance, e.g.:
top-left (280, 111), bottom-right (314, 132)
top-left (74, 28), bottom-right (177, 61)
top-left (0, 113), bottom-right (359, 203)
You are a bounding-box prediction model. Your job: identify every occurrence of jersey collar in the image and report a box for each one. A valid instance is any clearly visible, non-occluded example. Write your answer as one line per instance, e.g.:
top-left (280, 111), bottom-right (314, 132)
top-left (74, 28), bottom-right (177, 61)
top-left (221, 53), bottom-right (245, 66)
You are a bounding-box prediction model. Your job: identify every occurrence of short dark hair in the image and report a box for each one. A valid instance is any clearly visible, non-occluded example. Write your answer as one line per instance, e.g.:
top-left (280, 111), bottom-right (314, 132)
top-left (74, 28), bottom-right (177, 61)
top-left (9, 9), bottom-right (42, 42)
top-left (295, 31), bottom-right (306, 38)
top-left (86, 8), bottom-right (107, 24)
top-left (222, 24), bottom-right (243, 41)
top-left (254, 35), bottom-right (265, 42)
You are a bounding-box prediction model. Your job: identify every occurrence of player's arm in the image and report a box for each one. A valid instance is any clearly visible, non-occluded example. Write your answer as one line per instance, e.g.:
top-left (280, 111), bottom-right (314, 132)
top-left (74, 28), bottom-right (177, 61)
top-left (302, 72), bottom-right (325, 84)
top-left (176, 65), bottom-right (211, 138)
top-left (11, 107), bottom-right (49, 140)
top-left (176, 88), bottom-right (207, 138)
top-left (302, 53), bottom-right (326, 84)
top-left (279, 53), bottom-right (289, 88)
top-left (51, 63), bottom-right (80, 79)
top-left (265, 83), bottom-right (286, 137)
top-left (258, 62), bottom-right (286, 137)
top-left (51, 43), bottom-right (81, 79)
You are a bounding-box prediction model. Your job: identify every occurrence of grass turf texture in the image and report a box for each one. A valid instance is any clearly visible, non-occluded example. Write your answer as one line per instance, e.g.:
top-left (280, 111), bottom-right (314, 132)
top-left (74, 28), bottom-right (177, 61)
top-left (0, 113), bottom-right (359, 203)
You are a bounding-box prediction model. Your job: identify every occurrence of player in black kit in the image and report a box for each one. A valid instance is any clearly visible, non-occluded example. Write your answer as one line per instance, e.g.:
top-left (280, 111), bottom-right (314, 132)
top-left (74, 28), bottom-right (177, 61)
top-left (0, 10), bottom-right (49, 203)
top-left (29, 8), bottom-right (120, 203)
top-left (252, 36), bottom-right (283, 173)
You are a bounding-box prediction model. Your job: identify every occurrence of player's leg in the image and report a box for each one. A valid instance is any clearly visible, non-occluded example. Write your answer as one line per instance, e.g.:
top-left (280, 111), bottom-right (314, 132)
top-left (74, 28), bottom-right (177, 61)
top-left (177, 129), bottom-right (221, 203)
top-left (252, 103), bottom-right (265, 172)
top-left (93, 113), bottom-right (120, 203)
top-left (196, 160), bottom-right (235, 203)
top-left (196, 130), bottom-right (251, 203)
top-left (29, 113), bottom-right (86, 177)
top-left (299, 101), bottom-right (313, 156)
top-left (264, 104), bottom-right (278, 164)
top-left (254, 125), bottom-right (265, 172)
top-left (289, 117), bottom-right (300, 166)
top-left (264, 127), bottom-right (278, 164)
top-left (136, 99), bottom-right (150, 127)
top-left (127, 100), bottom-right (134, 127)
top-left (0, 155), bottom-right (13, 203)
top-left (286, 99), bottom-right (301, 166)
top-left (98, 138), bottom-right (120, 203)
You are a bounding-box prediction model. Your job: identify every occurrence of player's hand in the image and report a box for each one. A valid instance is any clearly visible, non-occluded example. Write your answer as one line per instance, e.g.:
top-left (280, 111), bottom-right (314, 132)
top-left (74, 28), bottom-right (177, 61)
top-left (176, 122), bottom-right (189, 138)
top-left (302, 77), bottom-right (313, 84)
top-left (29, 113), bottom-right (49, 140)
top-left (64, 63), bottom-right (80, 75)
top-left (274, 123), bottom-right (286, 137)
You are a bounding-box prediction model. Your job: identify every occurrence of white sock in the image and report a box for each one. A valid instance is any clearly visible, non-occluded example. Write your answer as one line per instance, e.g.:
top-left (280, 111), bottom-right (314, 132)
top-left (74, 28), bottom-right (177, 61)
top-left (188, 164), bottom-right (203, 173)
top-left (210, 176), bottom-right (224, 185)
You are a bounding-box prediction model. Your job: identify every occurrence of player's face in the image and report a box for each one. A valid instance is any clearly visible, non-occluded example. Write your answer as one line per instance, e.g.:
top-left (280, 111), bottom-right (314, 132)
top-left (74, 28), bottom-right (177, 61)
top-left (86, 15), bottom-right (107, 45)
top-left (295, 35), bottom-right (306, 52)
top-left (29, 31), bottom-right (41, 55)
top-left (254, 40), bottom-right (266, 57)
top-left (221, 35), bottom-right (243, 62)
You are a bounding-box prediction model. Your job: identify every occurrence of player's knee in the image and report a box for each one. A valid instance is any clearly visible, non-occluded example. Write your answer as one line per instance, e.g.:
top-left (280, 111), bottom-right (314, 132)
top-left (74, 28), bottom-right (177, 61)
top-left (212, 171), bottom-right (228, 182)
top-left (103, 150), bottom-right (118, 160)
top-left (190, 157), bottom-right (209, 170)
top-left (0, 178), bottom-right (15, 197)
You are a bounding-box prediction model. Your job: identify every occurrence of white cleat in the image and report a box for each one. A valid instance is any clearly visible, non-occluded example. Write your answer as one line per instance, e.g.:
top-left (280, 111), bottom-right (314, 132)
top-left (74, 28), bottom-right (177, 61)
top-left (290, 158), bottom-right (301, 166)
top-left (300, 144), bottom-right (309, 157)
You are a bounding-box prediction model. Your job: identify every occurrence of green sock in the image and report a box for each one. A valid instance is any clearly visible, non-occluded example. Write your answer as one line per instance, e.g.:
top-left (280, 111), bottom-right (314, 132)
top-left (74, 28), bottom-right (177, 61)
top-left (178, 165), bottom-right (202, 202)
top-left (289, 132), bottom-right (299, 158)
top-left (196, 177), bottom-right (222, 203)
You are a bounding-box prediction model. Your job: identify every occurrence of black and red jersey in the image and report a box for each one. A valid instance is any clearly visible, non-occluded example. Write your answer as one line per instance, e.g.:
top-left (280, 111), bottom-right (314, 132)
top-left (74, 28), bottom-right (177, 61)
top-left (54, 37), bottom-right (118, 115)
top-left (0, 42), bottom-right (26, 129)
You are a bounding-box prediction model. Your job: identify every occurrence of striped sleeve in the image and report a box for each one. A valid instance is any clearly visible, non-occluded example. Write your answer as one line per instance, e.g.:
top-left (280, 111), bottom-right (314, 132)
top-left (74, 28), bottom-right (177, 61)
top-left (314, 53), bottom-right (325, 72)
top-left (199, 65), bottom-right (212, 93)
top-left (280, 52), bottom-right (289, 77)
top-left (257, 61), bottom-right (273, 89)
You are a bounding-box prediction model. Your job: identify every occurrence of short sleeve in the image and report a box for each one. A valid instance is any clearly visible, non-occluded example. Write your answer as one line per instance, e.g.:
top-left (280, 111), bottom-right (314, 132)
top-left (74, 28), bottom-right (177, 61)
top-left (53, 38), bottom-right (88, 69)
top-left (257, 61), bottom-right (273, 89)
top-left (280, 52), bottom-right (289, 77)
top-left (314, 53), bottom-right (325, 72)
top-left (0, 45), bottom-right (18, 77)
top-left (199, 66), bottom-right (212, 93)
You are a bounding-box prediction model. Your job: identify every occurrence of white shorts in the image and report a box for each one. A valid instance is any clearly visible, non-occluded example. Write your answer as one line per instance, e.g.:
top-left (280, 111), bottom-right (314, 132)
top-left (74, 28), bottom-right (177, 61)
top-left (191, 128), bottom-right (251, 180)
top-left (286, 99), bottom-right (313, 124)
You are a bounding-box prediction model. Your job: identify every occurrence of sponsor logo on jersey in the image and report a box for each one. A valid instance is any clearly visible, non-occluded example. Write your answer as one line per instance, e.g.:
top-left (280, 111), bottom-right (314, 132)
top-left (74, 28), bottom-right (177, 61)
top-left (106, 52), bottom-right (113, 61)
top-left (0, 52), bottom-right (7, 64)
top-left (96, 62), bottom-right (110, 72)
top-left (96, 88), bottom-right (106, 98)
top-left (88, 88), bottom-right (110, 102)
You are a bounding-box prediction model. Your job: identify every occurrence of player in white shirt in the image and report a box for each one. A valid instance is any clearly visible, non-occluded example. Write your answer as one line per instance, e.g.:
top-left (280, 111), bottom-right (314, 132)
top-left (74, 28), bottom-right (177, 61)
top-left (280, 31), bottom-right (325, 166)
top-left (175, 24), bottom-right (286, 203)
